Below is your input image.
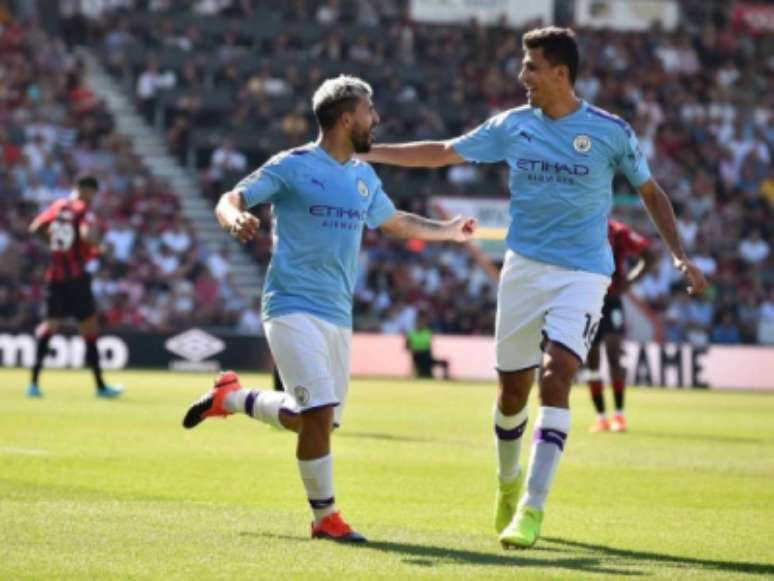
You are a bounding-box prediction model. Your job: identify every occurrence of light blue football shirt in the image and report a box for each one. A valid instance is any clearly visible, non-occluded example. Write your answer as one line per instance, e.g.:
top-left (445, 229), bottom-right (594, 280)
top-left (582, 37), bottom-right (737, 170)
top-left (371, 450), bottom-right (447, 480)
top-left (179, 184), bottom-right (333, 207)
top-left (235, 143), bottom-right (397, 328)
top-left (451, 101), bottom-right (652, 275)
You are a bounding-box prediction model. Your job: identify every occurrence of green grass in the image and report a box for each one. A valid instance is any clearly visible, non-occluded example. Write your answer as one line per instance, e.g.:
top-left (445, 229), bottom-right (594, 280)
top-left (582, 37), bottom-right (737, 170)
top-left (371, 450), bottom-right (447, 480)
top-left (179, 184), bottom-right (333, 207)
top-left (1, 368), bottom-right (773, 580)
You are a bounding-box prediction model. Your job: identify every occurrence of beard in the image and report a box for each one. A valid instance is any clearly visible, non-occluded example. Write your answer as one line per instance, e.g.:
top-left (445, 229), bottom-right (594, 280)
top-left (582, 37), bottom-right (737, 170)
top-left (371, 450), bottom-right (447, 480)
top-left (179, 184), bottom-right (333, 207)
top-left (351, 126), bottom-right (373, 153)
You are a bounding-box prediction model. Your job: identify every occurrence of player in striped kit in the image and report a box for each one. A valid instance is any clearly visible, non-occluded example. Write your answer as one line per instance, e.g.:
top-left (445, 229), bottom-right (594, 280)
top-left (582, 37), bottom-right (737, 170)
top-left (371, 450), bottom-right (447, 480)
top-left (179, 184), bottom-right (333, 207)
top-left (27, 175), bottom-right (122, 399)
top-left (587, 219), bottom-right (655, 433)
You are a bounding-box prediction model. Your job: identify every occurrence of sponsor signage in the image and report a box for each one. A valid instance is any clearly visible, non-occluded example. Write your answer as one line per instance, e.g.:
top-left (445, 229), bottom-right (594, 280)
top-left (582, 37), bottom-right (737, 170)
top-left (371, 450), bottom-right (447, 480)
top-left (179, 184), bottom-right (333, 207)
top-left (351, 334), bottom-right (774, 390)
top-left (0, 333), bottom-right (128, 369)
top-left (410, 0), bottom-right (554, 27)
top-left (0, 329), bottom-right (272, 371)
top-left (431, 196), bottom-right (509, 258)
top-left (164, 328), bottom-right (226, 371)
top-left (574, 0), bottom-right (679, 31)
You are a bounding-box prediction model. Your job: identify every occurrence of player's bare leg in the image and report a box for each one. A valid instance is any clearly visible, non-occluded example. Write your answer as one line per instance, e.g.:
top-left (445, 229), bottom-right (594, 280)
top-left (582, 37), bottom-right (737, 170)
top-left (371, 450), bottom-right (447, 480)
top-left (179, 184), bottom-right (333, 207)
top-left (501, 342), bottom-right (578, 548)
top-left (77, 315), bottom-right (122, 398)
top-left (27, 319), bottom-right (60, 397)
top-left (586, 341), bottom-right (610, 432)
top-left (493, 368), bottom-right (533, 532)
top-left (606, 333), bottom-right (627, 432)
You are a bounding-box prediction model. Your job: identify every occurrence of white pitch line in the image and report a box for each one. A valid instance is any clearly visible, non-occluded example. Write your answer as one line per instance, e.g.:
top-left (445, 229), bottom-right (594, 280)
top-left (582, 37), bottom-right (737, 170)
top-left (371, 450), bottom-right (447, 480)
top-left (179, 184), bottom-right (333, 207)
top-left (0, 447), bottom-right (51, 456)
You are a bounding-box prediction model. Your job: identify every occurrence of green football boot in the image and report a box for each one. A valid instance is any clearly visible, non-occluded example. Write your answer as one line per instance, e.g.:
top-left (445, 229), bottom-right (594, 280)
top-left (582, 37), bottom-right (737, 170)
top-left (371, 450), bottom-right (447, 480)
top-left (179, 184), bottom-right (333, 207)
top-left (494, 470), bottom-right (523, 533)
top-left (499, 505), bottom-right (544, 549)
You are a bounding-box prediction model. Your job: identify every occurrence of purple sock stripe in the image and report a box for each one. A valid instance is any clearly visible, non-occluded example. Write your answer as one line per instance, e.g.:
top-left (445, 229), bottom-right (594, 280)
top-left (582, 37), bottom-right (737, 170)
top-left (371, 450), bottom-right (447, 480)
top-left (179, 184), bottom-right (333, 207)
top-left (495, 419), bottom-right (528, 441)
top-left (534, 427), bottom-right (567, 451)
top-left (244, 391), bottom-right (258, 416)
top-left (308, 496), bottom-right (335, 509)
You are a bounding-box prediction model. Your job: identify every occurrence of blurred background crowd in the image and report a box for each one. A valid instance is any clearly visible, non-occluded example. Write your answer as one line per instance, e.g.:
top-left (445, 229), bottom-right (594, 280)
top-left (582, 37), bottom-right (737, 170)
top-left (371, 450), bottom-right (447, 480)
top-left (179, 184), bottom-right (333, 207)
top-left (0, 4), bottom-right (243, 332)
top-left (1, 0), bottom-right (772, 344)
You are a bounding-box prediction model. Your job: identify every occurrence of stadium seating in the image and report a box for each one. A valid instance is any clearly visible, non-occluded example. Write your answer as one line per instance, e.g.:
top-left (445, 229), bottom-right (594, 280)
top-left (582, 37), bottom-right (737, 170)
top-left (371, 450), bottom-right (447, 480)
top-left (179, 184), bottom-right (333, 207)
top-left (0, 14), bottom-right (240, 332)
top-left (6, 1), bottom-right (773, 343)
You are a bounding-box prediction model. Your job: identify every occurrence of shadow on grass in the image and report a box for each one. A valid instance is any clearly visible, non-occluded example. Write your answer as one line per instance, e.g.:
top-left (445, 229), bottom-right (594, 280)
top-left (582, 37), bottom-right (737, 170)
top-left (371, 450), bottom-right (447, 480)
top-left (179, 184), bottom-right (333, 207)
top-left (335, 431), bottom-right (439, 444)
top-left (246, 532), bottom-right (774, 576)
top-left (244, 532), bottom-right (640, 575)
top-left (543, 537), bottom-right (774, 576)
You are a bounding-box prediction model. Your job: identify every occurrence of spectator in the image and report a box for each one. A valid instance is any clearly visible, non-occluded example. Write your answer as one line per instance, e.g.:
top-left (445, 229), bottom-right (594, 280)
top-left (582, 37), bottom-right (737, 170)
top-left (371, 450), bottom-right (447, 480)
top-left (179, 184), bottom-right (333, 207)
top-left (710, 311), bottom-right (742, 344)
top-left (136, 57), bottom-right (176, 122)
top-left (237, 297), bottom-right (264, 335)
top-left (104, 216), bottom-right (136, 263)
top-left (738, 230), bottom-right (770, 265)
top-left (0, 282), bottom-right (24, 328)
top-left (161, 215), bottom-right (193, 254)
top-left (206, 245), bottom-right (232, 280)
top-left (205, 137), bottom-right (247, 195)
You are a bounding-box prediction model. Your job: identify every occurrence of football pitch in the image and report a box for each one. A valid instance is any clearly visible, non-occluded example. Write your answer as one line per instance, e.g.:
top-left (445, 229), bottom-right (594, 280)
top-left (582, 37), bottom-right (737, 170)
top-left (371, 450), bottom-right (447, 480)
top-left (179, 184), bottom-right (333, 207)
top-left (1, 369), bottom-right (773, 580)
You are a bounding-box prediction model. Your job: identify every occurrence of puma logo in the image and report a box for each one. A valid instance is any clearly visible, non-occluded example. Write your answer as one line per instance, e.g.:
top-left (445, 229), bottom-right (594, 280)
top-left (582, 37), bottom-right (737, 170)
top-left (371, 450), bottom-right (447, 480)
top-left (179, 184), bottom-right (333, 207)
top-left (311, 178), bottom-right (325, 190)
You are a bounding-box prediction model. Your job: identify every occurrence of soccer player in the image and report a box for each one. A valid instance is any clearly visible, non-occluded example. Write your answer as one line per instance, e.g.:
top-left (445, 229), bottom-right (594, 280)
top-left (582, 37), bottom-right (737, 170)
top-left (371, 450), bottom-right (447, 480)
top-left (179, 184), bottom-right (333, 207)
top-left (27, 175), bottom-right (122, 399)
top-left (587, 219), bottom-right (655, 433)
top-left (360, 27), bottom-right (707, 548)
top-left (181, 75), bottom-right (476, 543)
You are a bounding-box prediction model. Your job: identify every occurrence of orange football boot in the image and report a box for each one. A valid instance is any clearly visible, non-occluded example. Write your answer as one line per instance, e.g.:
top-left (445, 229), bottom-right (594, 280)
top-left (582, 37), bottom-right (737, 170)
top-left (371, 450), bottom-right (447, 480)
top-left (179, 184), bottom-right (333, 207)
top-left (611, 415), bottom-right (627, 433)
top-left (182, 371), bottom-right (242, 429)
top-left (311, 512), bottom-right (367, 544)
top-left (589, 417), bottom-right (611, 433)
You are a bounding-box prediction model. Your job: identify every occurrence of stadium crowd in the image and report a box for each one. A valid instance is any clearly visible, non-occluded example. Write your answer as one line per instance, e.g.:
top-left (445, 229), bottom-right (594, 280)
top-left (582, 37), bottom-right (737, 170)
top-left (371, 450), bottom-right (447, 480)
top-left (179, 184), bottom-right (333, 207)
top-left (0, 9), bottom-right (241, 333)
top-left (4, 1), bottom-right (773, 344)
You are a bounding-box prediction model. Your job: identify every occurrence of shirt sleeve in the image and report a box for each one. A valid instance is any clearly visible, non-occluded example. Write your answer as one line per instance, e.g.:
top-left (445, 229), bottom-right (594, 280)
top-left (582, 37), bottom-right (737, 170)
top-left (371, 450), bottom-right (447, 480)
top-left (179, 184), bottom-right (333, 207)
top-left (621, 226), bottom-right (651, 255)
top-left (365, 177), bottom-right (397, 229)
top-left (616, 124), bottom-right (652, 188)
top-left (449, 111), bottom-right (510, 164)
top-left (234, 166), bottom-right (286, 209)
top-left (33, 202), bottom-right (59, 227)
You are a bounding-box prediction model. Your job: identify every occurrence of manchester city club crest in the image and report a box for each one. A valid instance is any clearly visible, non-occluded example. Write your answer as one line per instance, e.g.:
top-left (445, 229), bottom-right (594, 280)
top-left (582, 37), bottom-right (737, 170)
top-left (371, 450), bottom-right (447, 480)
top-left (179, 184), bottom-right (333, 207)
top-left (573, 134), bottom-right (592, 153)
top-left (357, 179), bottom-right (369, 198)
top-left (294, 385), bottom-right (310, 406)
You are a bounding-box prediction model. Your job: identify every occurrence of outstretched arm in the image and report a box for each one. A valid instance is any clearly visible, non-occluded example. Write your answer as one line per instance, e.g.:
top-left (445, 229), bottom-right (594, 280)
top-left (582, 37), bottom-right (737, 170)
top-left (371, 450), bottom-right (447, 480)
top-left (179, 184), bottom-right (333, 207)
top-left (637, 179), bottom-right (707, 295)
top-left (215, 190), bottom-right (260, 243)
top-left (360, 141), bottom-right (465, 168)
top-left (379, 211), bottom-right (476, 242)
top-left (620, 247), bottom-right (656, 294)
top-left (29, 211), bottom-right (52, 242)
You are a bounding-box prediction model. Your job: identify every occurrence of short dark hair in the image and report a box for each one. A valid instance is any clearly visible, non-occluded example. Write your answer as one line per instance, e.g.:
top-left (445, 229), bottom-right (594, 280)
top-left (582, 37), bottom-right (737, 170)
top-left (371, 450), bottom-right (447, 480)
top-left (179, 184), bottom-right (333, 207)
top-left (75, 175), bottom-right (100, 191)
top-left (312, 75), bottom-right (373, 130)
top-left (522, 26), bottom-right (579, 85)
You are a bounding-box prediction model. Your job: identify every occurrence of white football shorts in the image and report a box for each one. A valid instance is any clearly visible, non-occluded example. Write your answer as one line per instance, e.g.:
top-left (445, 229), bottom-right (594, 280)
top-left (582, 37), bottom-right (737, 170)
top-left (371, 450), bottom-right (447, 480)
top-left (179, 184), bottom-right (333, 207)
top-left (264, 312), bottom-right (351, 426)
top-left (496, 250), bottom-right (611, 371)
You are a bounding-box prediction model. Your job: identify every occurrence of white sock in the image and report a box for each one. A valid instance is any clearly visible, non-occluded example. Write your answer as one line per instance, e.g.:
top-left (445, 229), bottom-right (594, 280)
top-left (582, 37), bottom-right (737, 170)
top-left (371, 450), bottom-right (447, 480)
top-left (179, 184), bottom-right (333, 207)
top-left (225, 388), bottom-right (293, 430)
top-left (298, 454), bottom-right (336, 522)
top-left (521, 406), bottom-right (571, 511)
top-left (224, 388), bottom-right (249, 413)
top-left (494, 403), bottom-right (528, 483)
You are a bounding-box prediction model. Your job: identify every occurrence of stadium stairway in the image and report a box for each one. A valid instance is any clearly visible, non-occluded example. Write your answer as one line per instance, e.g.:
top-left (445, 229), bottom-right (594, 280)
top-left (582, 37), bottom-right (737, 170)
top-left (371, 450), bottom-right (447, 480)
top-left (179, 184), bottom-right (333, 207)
top-left (80, 50), bottom-right (263, 300)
